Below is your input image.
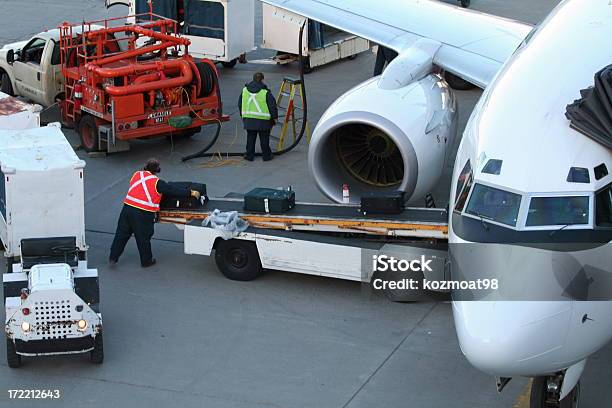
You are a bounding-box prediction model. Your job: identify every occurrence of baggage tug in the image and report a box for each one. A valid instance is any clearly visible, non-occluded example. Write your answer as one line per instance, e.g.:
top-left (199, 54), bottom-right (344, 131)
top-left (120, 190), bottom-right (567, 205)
top-left (2, 123), bottom-right (103, 367)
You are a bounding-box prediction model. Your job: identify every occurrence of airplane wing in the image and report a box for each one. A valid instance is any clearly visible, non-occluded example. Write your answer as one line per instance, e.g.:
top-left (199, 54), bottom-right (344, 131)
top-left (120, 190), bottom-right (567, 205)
top-left (260, 0), bottom-right (534, 88)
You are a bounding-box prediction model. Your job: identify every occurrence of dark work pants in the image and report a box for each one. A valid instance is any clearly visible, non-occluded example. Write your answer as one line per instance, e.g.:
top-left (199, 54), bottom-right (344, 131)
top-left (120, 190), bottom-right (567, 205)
top-left (246, 129), bottom-right (272, 160)
top-left (109, 205), bottom-right (156, 266)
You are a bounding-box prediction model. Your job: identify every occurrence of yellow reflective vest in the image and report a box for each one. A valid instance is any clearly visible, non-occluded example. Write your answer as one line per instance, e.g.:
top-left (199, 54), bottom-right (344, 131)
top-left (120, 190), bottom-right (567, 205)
top-left (241, 88), bottom-right (272, 120)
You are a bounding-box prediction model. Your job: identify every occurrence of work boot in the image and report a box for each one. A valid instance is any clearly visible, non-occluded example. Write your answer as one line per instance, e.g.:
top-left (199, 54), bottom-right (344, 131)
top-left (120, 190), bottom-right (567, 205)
top-left (263, 155), bottom-right (274, 162)
top-left (141, 258), bottom-right (157, 268)
top-left (243, 155), bottom-right (254, 162)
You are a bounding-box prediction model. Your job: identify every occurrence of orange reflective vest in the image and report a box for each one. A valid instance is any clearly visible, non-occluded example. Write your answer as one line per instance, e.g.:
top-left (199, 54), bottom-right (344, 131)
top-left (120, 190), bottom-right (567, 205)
top-left (123, 171), bottom-right (162, 212)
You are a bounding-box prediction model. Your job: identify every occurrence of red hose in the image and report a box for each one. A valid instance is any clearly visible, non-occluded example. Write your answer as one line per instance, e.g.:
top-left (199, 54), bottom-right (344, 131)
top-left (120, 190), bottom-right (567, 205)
top-left (99, 60), bottom-right (194, 96)
top-left (86, 41), bottom-right (177, 68)
top-left (85, 23), bottom-right (189, 47)
top-left (133, 72), bottom-right (164, 85)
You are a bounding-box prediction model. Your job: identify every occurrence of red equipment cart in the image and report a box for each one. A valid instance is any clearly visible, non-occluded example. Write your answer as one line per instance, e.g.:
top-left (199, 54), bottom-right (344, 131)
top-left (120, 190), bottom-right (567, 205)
top-left (59, 14), bottom-right (228, 152)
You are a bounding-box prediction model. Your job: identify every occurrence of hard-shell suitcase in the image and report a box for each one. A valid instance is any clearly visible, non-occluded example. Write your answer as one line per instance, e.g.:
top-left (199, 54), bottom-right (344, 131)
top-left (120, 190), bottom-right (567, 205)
top-left (244, 188), bottom-right (295, 213)
top-left (360, 191), bottom-right (405, 215)
top-left (159, 182), bottom-right (208, 210)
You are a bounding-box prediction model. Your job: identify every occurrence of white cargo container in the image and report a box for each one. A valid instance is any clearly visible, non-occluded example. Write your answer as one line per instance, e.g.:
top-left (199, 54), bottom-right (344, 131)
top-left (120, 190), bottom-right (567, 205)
top-left (261, 4), bottom-right (370, 70)
top-left (0, 92), bottom-right (41, 130)
top-left (0, 124), bottom-right (87, 264)
top-left (112, 0), bottom-right (255, 66)
top-left (181, 0), bottom-right (255, 65)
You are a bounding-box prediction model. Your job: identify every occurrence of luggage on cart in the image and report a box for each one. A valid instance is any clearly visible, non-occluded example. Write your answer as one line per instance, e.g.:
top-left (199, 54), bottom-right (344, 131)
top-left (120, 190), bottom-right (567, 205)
top-left (360, 191), bottom-right (405, 215)
top-left (244, 188), bottom-right (295, 213)
top-left (160, 182), bottom-right (208, 210)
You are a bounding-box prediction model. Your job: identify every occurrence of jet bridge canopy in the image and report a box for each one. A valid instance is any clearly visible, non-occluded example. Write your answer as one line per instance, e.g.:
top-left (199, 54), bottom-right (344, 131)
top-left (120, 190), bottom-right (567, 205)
top-left (566, 64), bottom-right (612, 150)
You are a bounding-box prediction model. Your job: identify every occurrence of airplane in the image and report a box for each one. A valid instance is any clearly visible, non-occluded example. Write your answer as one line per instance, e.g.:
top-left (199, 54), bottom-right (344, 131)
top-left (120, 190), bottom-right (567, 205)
top-left (261, 0), bottom-right (612, 407)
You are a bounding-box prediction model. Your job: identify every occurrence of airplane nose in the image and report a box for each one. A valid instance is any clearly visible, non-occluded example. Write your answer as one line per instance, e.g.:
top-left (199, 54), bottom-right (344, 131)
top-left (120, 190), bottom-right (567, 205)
top-left (452, 301), bottom-right (572, 377)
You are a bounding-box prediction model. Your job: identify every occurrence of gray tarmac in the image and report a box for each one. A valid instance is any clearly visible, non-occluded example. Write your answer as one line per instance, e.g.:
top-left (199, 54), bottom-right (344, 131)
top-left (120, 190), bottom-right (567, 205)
top-left (2, 1), bottom-right (611, 407)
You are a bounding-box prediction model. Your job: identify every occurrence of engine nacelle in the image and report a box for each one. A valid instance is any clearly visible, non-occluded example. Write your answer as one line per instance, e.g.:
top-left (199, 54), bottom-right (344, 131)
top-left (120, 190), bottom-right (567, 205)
top-left (309, 73), bottom-right (457, 204)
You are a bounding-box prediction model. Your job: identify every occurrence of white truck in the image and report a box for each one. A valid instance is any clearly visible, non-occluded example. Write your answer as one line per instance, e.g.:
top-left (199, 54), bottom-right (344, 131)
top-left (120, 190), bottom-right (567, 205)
top-left (0, 29), bottom-right (66, 107)
top-left (1, 116), bottom-right (103, 367)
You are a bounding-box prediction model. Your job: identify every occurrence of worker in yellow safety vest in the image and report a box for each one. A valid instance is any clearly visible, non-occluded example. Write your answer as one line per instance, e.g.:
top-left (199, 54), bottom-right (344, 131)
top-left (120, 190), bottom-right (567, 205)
top-left (109, 159), bottom-right (201, 268)
top-left (238, 72), bottom-right (278, 161)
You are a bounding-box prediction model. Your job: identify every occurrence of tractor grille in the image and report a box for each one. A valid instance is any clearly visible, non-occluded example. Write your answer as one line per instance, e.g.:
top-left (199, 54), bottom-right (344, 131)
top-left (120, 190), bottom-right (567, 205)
top-left (33, 300), bottom-right (78, 340)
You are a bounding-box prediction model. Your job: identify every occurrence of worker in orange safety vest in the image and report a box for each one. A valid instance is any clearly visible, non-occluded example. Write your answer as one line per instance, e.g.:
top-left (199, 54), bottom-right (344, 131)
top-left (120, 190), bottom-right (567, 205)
top-left (109, 158), bottom-right (201, 268)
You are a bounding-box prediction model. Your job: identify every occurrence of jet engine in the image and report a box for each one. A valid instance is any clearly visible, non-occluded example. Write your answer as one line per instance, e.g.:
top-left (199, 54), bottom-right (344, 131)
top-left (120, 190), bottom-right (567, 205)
top-left (309, 73), bottom-right (457, 204)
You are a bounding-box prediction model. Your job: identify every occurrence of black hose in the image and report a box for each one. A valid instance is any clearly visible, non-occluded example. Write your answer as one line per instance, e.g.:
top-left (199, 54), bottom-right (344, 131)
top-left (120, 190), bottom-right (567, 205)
top-left (181, 61), bottom-right (225, 162)
top-left (181, 21), bottom-right (308, 162)
top-left (181, 121), bottom-right (222, 162)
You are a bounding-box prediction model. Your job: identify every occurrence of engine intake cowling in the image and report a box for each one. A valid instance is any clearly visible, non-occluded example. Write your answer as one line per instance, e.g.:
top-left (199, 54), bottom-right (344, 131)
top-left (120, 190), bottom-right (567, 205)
top-left (309, 74), bottom-right (457, 204)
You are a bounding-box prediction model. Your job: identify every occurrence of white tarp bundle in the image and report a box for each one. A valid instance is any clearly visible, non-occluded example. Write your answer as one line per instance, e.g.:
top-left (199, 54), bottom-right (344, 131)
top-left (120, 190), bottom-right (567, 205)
top-left (203, 210), bottom-right (249, 240)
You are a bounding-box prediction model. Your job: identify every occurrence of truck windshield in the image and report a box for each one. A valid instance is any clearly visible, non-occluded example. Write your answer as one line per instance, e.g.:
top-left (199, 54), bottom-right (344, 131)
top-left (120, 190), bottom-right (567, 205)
top-left (526, 196), bottom-right (590, 227)
top-left (465, 184), bottom-right (522, 227)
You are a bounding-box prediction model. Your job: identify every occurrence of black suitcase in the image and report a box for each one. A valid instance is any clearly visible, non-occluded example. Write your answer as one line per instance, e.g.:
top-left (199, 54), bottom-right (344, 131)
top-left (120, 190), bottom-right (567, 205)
top-left (360, 191), bottom-right (405, 215)
top-left (159, 182), bottom-right (208, 210)
top-left (244, 188), bottom-right (295, 213)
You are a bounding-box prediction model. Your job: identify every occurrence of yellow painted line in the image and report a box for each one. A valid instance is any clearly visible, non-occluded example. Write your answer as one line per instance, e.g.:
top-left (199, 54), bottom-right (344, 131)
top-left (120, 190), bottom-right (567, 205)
top-left (513, 379), bottom-right (533, 408)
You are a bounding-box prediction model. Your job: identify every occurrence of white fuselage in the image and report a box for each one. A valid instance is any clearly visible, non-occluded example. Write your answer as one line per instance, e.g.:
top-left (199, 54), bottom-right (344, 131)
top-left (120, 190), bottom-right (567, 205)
top-left (449, 0), bottom-right (612, 379)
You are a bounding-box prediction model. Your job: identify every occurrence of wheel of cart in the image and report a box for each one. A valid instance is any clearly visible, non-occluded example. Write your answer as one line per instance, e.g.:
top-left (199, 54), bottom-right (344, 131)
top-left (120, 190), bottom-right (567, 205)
top-left (6, 335), bottom-right (21, 368)
top-left (78, 114), bottom-right (102, 153)
top-left (460, 0), bottom-right (470, 7)
top-left (220, 58), bottom-right (238, 68)
top-left (214, 239), bottom-right (263, 281)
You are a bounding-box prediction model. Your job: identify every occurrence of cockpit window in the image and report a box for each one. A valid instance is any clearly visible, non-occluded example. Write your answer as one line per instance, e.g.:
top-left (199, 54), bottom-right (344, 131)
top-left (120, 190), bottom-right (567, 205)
top-left (454, 160), bottom-right (473, 212)
top-left (482, 159), bottom-right (503, 175)
top-left (526, 196), bottom-right (590, 227)
top-left (466, 184), bottom-right (522, 227)
top-left (567, 167), bottom-right (590, 184)
top-left (596, 185), bottom-right (612, 227)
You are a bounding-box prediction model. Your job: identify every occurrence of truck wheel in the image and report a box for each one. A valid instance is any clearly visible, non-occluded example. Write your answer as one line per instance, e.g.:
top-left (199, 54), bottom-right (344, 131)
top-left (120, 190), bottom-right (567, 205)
top-left (443, 71), bottom-right (476, 90)
top-left (90, 332), bottom-right (104, 364)
top-left (6, 336), bottom-right (21, 368)
top-left (78, 115), bottom-right (101, 153)
top-left (221, 59), bottom-right (238, 68)
top-left (215, 239), bottom-right (263, 281)
top-left (1, 73), bottom-right (14, 96)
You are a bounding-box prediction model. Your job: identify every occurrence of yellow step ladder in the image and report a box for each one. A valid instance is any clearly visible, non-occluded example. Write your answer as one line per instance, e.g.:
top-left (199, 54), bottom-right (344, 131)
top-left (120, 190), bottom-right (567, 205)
top-left (276, 77), bottom-right (311, 151)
